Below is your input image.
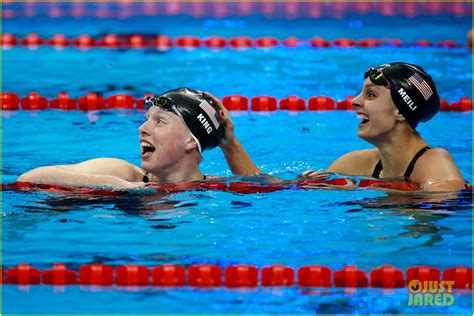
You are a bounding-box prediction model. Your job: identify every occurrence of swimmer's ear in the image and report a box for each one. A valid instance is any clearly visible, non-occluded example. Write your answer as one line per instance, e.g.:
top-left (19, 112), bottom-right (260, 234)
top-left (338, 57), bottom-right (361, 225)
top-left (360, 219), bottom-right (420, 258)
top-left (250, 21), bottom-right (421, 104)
top-left (184, 135), bottom-right (199, 151)
top-left (394, 109), bottom-right (406, 122)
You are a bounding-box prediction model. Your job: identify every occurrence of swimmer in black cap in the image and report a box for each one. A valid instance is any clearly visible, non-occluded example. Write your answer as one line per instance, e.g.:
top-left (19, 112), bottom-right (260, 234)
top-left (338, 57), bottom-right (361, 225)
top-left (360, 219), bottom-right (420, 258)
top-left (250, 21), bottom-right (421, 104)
top-left (18, 88), bottom-right (257, 188)
top-left (216, 62), bottom-right (465, 191)
top-left (301, 62), bottom-right (465, 191)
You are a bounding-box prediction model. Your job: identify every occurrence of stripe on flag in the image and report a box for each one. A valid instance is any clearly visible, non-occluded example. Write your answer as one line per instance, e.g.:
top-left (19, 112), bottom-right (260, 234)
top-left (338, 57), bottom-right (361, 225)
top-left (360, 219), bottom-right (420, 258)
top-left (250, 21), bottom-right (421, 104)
top-left (408, 73), bottom-right (433, 100)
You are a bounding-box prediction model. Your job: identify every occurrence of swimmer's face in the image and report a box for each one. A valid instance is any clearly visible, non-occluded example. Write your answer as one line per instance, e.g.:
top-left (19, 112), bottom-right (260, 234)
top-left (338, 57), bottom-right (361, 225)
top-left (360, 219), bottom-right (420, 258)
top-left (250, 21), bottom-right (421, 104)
top-left (351, 78), bottom-right (401, 143)
top-left (139, 107), bottom-right (196, 175)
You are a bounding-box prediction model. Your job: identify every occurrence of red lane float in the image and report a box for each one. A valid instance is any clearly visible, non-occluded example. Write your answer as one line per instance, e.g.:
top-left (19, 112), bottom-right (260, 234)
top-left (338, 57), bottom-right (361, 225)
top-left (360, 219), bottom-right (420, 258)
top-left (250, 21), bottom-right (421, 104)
top-left (256, 36), bottom-right (279, 48)
top-left (99, 34), bottom-right (123, 48)
top-left (451, 97), bottom-right (472, 112)
top-left (21, 92), bottom-right (48, 110)
top-left (251, 96), bottom-right (277, 111)
top-left (176, 35), bottom-right (201, 49)
top-left (47, 34), bottom-right (71, 47)
top-left (358, 38), bottom-right (381, 47)
top-left (79, 264), bottom-right (114, 286)
top-left (334, 265), bottom-right (368, 288)
top-left (308, 96), bottom-right (335, 111)
top-left (127, 34), bottom-right (149, 48)
top-left (443, 267), bottom-right (472, 289)
top-left (73, 34), bottom-right (97, 48)
top-left (406, 266), bottom-right (440, 284)
top-left (78, 92), bottom-right (106, 111)
top-left (203, 36), bottom-right (227, 49)
top-left (415, 39), bottom-right (432, 47)
top-left (2, 93), bottom-right (20, 110)
top-left (150, 35), bottom-right (173, 49)
top-left (333, 38), bottom-right (357, 48)
top-left (116, 265), bottom-right (149, 286)
top-left (188, 264), bottom-right (222, 287)
top-left (152, 265), bottom-right (186, 286)
top-left (222, 95), bottom-right (249, 111)
top-left (6, 263), bottom-right (41, 285)
top-left (229, 36), bottom-right (253, 49)
top-left (261, 265), bottom-right (294, 286)
top-left (370, 265), bottom-right (405, 288)
top-left (2, 33), bottom-right (19, 46)
top-left (43, 263), bottom-right (77, 285)
top-left (225, 265), bottom-right (258, 287)
top-left (336, 96), bottom-right (355, 110)
top-left (280, 95), bottom-right (306, 111)
top-left (282, 36), bottom-right (300, 47)
top-left (310, 37), bottom-right (331, 48)
top-left (49, 92), bottom-right (77, 110)
top-left (1, 264), bottom-right (472, 289)
top-left (21, 32), bottom-right (44, 46)
top-left (107, 94), bottom-right (135, 109)
top-left (298, 265), bottom-right (331, 287)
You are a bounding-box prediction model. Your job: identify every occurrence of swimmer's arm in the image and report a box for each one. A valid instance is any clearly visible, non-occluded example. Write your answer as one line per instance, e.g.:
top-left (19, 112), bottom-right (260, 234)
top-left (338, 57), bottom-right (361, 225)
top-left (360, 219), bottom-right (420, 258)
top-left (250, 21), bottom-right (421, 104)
top-left (220, 138), bottom-right (263, 176)
top-left (204, 91), bottom-right (262, 176)
top-left (305, 149), bottom-right (376, 177)
top-left (17, 158), bottom-right (145, 188)
top-left (412, 149), bottom-right (465, 191)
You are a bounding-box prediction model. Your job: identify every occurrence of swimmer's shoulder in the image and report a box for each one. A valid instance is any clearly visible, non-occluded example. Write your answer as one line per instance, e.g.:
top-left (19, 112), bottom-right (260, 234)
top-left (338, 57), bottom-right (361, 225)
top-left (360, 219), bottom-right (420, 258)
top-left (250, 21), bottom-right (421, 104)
top-left (326, 148), bottom-right (379, 176)
top-left (67, 158), bottom-right (144, 182)
top-left (409, 147), bottom-right (465, 190)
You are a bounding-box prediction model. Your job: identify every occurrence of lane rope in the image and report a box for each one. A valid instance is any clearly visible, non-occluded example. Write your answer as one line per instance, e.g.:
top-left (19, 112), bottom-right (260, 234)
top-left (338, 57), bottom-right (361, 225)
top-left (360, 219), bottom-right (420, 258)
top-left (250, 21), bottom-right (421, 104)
top-left (3, 2), bottom-right (471, 19)
top-left (2, 33), bottom-right (470, 50)
top-left (2, 92), bottom-right (472, 112)
top-left (2, 263), bottom-right (472, 289)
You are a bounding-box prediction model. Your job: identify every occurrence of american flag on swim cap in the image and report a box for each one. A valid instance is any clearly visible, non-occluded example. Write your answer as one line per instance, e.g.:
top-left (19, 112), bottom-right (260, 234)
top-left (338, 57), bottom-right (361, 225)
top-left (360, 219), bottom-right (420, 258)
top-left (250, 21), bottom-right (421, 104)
top-left (408, 72), bottom-right (433, 100)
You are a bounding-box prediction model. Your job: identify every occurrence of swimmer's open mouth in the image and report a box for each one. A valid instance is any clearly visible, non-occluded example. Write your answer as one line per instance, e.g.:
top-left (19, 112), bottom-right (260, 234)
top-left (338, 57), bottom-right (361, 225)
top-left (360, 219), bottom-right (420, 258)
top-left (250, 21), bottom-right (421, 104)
top-left (357, 113), bottom-right (370, 125)
top-left (141, 141), bottom-right (156, 154)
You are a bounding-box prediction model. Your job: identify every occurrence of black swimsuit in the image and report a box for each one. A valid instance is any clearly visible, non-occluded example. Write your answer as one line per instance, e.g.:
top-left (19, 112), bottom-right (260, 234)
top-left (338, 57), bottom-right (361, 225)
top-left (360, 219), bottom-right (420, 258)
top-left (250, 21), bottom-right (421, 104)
top-left (372, 146), bottom-right (431, 179)
top-left (142, 173), bottom-right (207, 183)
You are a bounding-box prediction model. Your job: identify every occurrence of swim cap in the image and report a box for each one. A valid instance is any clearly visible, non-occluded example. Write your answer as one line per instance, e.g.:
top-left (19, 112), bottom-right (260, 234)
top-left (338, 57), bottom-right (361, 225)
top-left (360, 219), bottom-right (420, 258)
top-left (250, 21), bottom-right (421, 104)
top-left (144, 88), bottom-right (225, 152)
top-left (364, 62), bottom-right (440, 129)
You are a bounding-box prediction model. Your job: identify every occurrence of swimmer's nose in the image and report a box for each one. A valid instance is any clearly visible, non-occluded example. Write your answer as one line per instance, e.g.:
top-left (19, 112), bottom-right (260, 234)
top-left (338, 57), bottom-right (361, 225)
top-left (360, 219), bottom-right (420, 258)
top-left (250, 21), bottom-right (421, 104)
top-left (351, 94), bottom-right (362, 108)
top-left (139, 121), bottom-right (150, 136)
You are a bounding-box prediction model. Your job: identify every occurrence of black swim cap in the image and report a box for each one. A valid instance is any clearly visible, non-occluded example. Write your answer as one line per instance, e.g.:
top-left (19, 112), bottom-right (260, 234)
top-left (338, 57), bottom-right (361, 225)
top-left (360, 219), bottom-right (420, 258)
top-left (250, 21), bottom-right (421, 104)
top-left (148, 88), bottom-right (225, 152)
top-left (364, 62), bottom-right (440, 129)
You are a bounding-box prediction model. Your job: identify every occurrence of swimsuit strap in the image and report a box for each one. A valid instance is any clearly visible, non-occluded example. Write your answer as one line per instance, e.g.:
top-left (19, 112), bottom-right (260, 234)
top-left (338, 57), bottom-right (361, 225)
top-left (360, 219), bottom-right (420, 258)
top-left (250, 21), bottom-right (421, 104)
top-left (372, 160), bottom-right (383, 179)
top-left (372, 146), bottom-right (431, 179)
top-left (403, 146), bottom-right (431, 178)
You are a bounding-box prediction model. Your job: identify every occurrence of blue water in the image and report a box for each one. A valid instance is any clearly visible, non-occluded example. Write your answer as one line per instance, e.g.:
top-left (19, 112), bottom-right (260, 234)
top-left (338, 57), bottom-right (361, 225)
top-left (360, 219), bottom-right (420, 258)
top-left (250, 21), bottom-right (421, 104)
top-left (2, 6), bottom-right (473, 315)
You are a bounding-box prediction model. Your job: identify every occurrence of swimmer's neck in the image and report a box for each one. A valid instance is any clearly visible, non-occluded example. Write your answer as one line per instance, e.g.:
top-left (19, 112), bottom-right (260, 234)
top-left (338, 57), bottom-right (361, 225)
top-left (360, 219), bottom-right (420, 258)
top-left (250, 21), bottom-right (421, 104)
top-left (374, 127), bottom-right (428, 178)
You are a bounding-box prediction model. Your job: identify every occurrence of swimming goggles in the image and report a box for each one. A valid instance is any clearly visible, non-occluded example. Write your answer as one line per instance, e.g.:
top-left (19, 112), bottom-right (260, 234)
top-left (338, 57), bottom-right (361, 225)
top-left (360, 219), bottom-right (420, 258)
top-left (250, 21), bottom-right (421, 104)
top-left (364, 67), bottom-right (391, 88)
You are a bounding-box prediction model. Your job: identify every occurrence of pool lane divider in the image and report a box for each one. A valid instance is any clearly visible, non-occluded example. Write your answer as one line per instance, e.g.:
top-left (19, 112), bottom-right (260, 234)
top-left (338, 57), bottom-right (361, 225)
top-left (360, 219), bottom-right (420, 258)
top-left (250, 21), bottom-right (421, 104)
top-left (1, 33), bottom-right (470, 50)
top-left (4, 179), bottom-right (472, 195)
top-left (2, 92), bottom-right (473, 112)
top-left (1, 263), bottom-right (472, 289)
top-left (3, 2), bottom-right (471, 20)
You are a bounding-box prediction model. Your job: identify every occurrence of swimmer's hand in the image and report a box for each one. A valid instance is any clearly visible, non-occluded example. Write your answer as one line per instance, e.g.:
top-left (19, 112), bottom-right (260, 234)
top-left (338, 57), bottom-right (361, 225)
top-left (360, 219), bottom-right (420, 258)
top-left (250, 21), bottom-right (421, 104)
top-left (204, 91), bottom-right (262, 176)
top-left (204, 91), bottom-right (235, 146)
top-left (299, 170), bottom-right (331, 181)
top-left (300, 178), bottom-right (357, 190)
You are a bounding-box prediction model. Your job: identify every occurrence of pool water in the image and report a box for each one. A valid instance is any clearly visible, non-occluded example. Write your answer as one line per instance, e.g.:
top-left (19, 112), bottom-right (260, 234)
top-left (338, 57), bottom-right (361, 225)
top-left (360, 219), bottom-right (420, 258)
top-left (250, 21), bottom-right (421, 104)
top-left (2, 4), bottom-right (473, 314)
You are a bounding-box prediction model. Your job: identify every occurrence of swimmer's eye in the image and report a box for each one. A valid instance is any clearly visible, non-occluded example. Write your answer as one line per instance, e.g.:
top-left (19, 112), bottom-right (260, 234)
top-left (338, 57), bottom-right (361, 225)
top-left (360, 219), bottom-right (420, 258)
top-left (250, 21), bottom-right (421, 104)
top-left (365, 90), bottom-right (376, 98)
